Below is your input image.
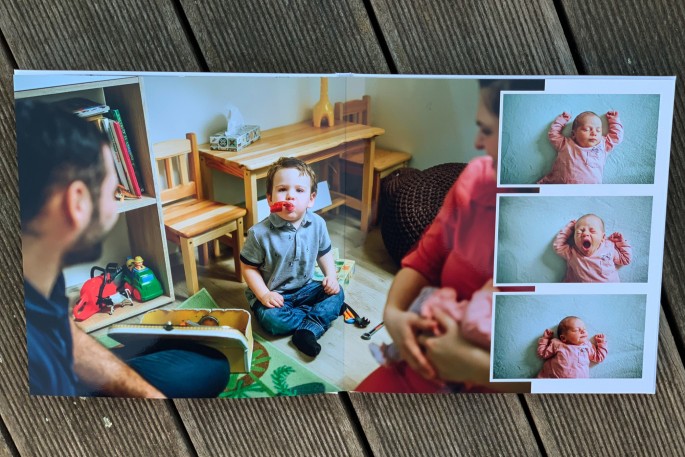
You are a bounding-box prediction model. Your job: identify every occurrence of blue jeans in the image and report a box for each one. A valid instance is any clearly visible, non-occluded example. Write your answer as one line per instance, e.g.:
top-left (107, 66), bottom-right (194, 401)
top-left (252, 281), bottom-right (344, 339)
top-left (104, 341), bottom-right (231, 398)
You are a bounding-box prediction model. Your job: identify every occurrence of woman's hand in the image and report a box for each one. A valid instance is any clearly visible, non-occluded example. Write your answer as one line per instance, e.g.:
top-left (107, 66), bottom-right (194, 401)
top-left (419, 309), bottom-right (490, 385)
top-left (384, 306), bottom-right (437, 379)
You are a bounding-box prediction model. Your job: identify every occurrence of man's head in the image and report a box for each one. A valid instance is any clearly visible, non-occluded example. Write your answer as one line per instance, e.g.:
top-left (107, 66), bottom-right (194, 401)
top-left (17, 100), bottom-right (119, 265)
top-left (571, 111), bottom-right (603, 148)
top-left (265, 157), bottom-right (317, 223)
top-left (573, 213), bottom-right (606, 257)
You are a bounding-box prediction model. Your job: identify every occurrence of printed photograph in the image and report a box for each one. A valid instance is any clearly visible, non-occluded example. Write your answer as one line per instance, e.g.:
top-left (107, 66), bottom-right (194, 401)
top-left (492, 294), bottom-right (646, 380)
top-left (495, 195), bottom-right (652, 284)
top-left (498, 93), bottom-right (659, 185)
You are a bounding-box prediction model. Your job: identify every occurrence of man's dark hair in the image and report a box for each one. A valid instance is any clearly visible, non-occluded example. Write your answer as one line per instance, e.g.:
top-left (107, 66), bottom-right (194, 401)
top-left (16, 100), bottom-right (110, 229)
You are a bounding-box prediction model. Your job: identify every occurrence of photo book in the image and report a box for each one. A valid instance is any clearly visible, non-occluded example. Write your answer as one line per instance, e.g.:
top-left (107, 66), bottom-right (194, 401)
top-left (15, 71), bottom-right (674, 396)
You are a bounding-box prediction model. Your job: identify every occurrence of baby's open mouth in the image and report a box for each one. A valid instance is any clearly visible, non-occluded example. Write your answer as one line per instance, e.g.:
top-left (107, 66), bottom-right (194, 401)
top-left (582, 240), bottom-right (592, 249)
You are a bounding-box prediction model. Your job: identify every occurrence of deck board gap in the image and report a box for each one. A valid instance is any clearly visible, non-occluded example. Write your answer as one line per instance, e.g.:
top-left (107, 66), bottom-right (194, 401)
top-left (361, 0), bottom-right (398, 74)
top-left (551, 0), bottom-right (586, 74)
top-left (340, 393), bottom-right (375, 457)
top-left (171, 0), bottom-right (210, 72)
top-left (0, 27), bottom-right (18, 70)
top-left (518, 394), bottom-right (549, 457)
top-left (661, 283), bottom-right (685, 371)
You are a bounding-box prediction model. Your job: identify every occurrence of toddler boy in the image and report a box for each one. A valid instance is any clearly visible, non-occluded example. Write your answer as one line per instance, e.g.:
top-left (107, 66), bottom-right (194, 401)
top-left (240, 157), bottom-right (344, 357)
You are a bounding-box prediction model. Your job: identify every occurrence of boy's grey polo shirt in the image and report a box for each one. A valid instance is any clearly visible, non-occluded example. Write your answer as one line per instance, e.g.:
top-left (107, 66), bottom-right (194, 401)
top-left (240, 211), bottom-right (331, 305)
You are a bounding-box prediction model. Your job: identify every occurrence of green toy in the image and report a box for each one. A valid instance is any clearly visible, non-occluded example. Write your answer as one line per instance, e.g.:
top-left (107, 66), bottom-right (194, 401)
top-left (121, 255), bottom-right (164, 302)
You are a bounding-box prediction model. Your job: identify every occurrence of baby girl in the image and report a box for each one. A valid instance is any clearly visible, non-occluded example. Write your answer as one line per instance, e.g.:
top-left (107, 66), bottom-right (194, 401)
top-left (553, 213), bottom-right (631, 282)
top-left (370, 281), bottom-right (493, 366)
top-left (538, 110), bottom-right (623, 184)
top-left (537, 316), bottom-right (607, 378)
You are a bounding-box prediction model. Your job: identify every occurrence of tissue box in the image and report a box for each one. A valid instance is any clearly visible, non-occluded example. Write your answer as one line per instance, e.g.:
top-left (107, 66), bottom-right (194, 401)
top-left (210, 125), bottom-right (261, 151)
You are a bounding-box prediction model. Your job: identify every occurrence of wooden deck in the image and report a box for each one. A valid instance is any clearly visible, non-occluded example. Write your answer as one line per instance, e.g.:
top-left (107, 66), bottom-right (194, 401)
top-left (1, 1), bottom-right (684, 455)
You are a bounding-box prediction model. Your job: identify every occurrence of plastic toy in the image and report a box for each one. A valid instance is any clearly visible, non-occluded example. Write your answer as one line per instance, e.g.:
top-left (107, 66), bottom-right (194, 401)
top-left (73, 263), bottom-right (133, 321)
top-left (122, 256), bottom-right (164, 302)
top-left (270, 201), bottom-right (295, 213)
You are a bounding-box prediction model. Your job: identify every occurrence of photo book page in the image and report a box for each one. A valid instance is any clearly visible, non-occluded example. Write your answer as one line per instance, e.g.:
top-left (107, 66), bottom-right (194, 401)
top-left (15, 71), bottom-right (674, 396)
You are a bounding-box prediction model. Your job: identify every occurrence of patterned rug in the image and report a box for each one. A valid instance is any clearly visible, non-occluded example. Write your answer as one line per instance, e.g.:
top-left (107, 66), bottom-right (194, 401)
top-left (177, 289), bottom-right (341, 398)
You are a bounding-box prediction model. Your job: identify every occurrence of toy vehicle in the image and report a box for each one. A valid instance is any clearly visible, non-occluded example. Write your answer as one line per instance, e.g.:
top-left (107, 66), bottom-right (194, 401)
top-left (121, 256), bottom-right (164, 302)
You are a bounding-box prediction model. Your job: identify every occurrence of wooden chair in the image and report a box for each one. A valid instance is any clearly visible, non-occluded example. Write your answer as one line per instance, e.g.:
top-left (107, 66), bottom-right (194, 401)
top-left (333, 95), bottom-right (412, 225)
top-left (153, 133), bottom-right (247, 295)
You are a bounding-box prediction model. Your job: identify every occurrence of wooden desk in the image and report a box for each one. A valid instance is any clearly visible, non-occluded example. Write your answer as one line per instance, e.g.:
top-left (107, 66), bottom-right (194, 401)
top-left (198, 120), bottom-right (385, 232)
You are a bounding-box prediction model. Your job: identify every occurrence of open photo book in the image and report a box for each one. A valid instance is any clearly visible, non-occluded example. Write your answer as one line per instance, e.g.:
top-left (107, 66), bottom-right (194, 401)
top-left (16, 71), bottom-right (674, 396)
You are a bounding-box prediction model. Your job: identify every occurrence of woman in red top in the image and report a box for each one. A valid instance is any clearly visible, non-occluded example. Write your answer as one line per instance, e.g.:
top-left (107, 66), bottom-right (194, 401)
top-left (356, 80), bottom-right (538, 393)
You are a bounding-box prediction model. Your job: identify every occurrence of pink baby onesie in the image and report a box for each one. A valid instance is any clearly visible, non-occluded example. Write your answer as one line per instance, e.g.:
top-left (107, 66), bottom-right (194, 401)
top-left (553, 222), bottom-right (632, 283)
top-left (538, 112), bottom-right (623, 184)
top-left (537, 336), bottom-right (607, 378)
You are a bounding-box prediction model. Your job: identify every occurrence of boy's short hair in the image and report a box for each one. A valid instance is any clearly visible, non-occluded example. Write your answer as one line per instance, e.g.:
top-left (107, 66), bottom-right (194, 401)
top-left (265, 157), bottom-right (317, 196)
top-left (16, 100), bottom-right (110, 228)
top-left (571, 111), bottom-right (601, 133)
top-left (557, 316), bottom-right (580, 339)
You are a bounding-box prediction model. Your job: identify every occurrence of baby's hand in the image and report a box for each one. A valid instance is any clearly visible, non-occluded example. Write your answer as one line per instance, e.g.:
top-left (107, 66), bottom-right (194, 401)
top-left (606, 110), bottom-right (619, 118)
top-left (259, 291), bottom-right (284, 308)
top-left (543, 329), bottom-right (554, 339)
top-left (561, 112), bottom-right (572, 121)
top-left (322, 275), bottom-right (340, 295)
top-left (608, 232), bottom-right (624, 243)
top-left (595, 334), bottom-right (606, 344)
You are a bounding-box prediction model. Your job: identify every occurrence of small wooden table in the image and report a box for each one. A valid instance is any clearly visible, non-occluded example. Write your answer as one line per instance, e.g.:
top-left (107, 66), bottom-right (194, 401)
top-left (198, 120), bottom-right (385, 232)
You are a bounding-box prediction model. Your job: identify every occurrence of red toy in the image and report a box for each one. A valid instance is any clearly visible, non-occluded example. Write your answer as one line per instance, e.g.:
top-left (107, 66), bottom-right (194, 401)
top-left (270, 201), bottom-right (295, 213)
top-left (72, 263), bottom-right (133, 321)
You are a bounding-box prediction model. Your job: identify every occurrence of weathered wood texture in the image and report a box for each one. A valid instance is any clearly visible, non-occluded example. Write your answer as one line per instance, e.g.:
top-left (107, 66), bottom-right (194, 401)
top-left (560, 0), bottom-right (685, 348)
top-left (528, 2), bottom-right (685, 455)
top-left (528, 310), bottom-right (685, 456)
top-left (0, 0), bottom-right (201, 71)
top-left (369, 0), bottom-right (577, 74)
top-left (176, 396), bottom-right (365, 457)
top-left (351, 393), bottom-right (542, 457)
top-left (0, 1), bottom-right (376, 456)
top-left (347, 1), bottom-right (575, 454)
top-left (179, 0), bottom-right (390, 73)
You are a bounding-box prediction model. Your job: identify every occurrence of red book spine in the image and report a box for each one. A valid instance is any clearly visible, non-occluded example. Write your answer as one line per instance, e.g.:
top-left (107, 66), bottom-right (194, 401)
top-left (112, 121), bottom-right (141, 197)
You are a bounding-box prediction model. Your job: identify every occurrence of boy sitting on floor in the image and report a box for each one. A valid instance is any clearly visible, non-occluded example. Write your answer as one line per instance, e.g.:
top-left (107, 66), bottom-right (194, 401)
top-left (240, 157), bottom-right (344, 357)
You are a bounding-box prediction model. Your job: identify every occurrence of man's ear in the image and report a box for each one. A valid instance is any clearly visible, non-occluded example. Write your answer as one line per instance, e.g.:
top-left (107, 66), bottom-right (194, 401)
top-left (307, 191), bottom-right (316, 208)
top-left (64, 180), bottom-right (93, 230)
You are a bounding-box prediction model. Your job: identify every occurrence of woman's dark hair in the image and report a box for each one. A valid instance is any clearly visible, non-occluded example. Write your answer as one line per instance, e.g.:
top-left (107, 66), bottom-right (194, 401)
top-left (16, 99), bottom-right (110, 228)
top-left (478, 79), bottom-right (545, 117)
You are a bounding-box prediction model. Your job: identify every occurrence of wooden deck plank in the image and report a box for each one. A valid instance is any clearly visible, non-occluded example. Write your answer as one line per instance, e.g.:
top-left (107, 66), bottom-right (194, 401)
top-left (348, 1), bottom-right (574, 455)
top-left (0, 2), bottom-right (206, 455)
top-left (0, 0), bottom-right (202, 71)
top-left (176, 396), bottom-right (364, 457)
top-left (369, 0), bottom-right (577, 74)
top-left (0, 1), bottom-right (376, 456)
top-left (560, 0), bottom-right (685, 349)
top-left (350, 393), bottom-right (542, 456)
top-left (528, 310), bottom-right (685, 456)
top-left (0, 46), bottom-right (198, 457)
top-left (179, 0), bottom-right (389, 73)
top-left (525, 1), bottom-right (685, 454)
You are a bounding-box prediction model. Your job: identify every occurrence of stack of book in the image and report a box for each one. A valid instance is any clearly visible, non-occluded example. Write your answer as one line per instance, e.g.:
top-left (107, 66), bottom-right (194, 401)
top-left (55, 97), bottom-right (145, 198)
